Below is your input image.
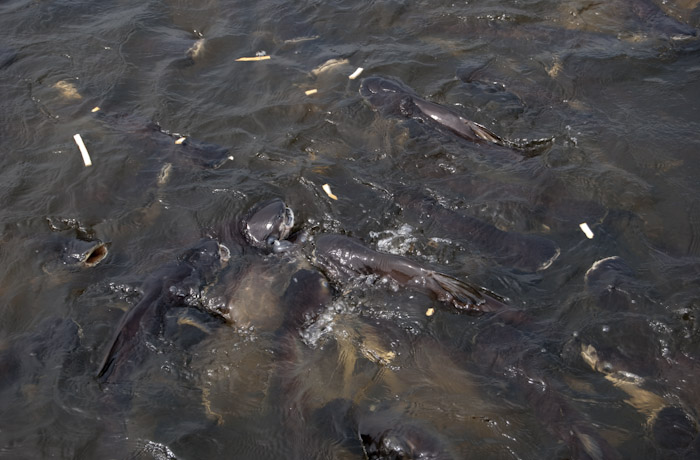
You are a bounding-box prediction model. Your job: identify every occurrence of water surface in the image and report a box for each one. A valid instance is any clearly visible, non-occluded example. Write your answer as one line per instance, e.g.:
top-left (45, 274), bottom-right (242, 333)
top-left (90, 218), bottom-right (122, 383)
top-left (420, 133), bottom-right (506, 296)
top-left (1, 0), bottom-right (700, 458)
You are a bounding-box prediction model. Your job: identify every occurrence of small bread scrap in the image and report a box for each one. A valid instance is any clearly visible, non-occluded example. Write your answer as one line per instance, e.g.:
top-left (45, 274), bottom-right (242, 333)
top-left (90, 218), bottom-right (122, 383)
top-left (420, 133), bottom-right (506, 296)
top-left (579, 222), bottom-right (594, 239)
top-left (311, 58), bottom-right (349, 76)
top-left (235, 55), bottom-right (271, 62)
top-left (54, 81), bottom-right (82, 100)
top-left (322, 183), bottom-right (338, 200)
top-left (73, 134), bottom-right (92, 167)
top-left (348, 67), bottom-right (364, 79)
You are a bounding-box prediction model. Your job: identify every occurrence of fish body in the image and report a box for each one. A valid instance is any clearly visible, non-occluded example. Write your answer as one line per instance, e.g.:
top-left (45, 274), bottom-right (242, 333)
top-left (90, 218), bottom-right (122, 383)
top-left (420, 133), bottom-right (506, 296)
top-left (360, 76), bottom-right (552, 154)
top-left (97, 239), bottom-right (229, 383)
top-left (313, 233), bottom-right (507, 314)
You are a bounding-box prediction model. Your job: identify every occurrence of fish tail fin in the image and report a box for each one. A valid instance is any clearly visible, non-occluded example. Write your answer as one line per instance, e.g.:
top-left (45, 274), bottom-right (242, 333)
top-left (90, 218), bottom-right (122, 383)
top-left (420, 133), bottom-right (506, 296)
top-left (430, 271), bottom-right (509, 314)
top-left (467, 120), bottom-right (503, 144)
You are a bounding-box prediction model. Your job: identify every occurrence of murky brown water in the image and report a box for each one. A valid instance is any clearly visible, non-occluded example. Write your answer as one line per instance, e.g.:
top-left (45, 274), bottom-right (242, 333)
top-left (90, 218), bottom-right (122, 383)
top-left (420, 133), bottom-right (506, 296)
top-left (1, 0), bottom-right (700, 458)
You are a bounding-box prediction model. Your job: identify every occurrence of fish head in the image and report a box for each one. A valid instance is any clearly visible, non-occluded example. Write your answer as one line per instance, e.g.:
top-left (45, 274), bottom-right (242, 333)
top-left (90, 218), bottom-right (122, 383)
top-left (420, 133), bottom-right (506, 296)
top-left (359, 77), bottom-right (415, 115)
top-left (241, 199), bottom-right (295, 252)
top-left (180, 239), bottom-right (230, 266)
top-left (179, 239), bottom-right (231, 286)
top-left (62, 238), bottom-right (109, 268)
top-left (359, 76), bottom-right (409, 98)
top-left (357, 404), bottom-right (455, 460)
top-left (43, 236), bottom-right (110, 273)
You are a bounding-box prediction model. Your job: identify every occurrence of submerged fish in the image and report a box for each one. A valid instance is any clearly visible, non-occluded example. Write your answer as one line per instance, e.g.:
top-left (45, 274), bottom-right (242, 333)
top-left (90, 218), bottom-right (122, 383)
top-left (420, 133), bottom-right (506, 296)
top-left (628, 0), bottom-right (697, 40)
top-left (97, 239), bottom-right (230, 383)
top-left (570, 257), bottom-right (700, 456)
top-left (312, 233), bottom-right (508, 315)
top-left (227, 200), bottom-right (613, 457)
top-left (93, 111), bottom-right (233, 169)
top-left (42, 232), bottom-right (109, 274)
top-left (396, 190), bottom-right (560, 273)
top-left (233, 199), bottom-right (509, 316)
top-left (239, 198), bottom-right (296, 253)
top-left (360, 76), bottom-right (552, 155)
top-left (315, 399), bottom-right (457, 460)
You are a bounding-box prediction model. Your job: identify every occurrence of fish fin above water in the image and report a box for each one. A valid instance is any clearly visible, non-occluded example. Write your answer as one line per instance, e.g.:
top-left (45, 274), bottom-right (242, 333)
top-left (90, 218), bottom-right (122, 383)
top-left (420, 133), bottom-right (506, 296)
top-left (96, 329), bottom-right (128, 382)
top-left (429, 271), bottom-right (508, 314)
top-left (95, 287), bottom-right (165, 383)
top-left (458, 118), bottom-right (554, 157)
top-left (463, 119), bottom-right (503, 144)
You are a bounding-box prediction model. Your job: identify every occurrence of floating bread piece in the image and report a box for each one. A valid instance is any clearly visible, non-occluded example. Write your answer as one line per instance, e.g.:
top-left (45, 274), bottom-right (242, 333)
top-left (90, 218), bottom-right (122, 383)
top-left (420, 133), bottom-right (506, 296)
top-left (348, 67), bottom-right (364, 79)
top-left (175, 137), bottom-right (187, 144)
top-left (546, 58), bottom-right (562, 78)
top-left (304, 88), bottom-right (318, 96)
top-left (235, 55), bottom-right (271, 61)
top-left (157, 163), bottom-right (172, 186)
top-left (73, 134), bottom-right (92, 167)
top-left (322, 183), bottom-right (338, 200)
top-left (579, 222), bottom-right (594, 239)
top-left (54, 81), bottom-right (82, 100)
top-left (426, 307), bottom-right (435, 317)
top-left (311, 58), bottom-right (349, 76)
top-left (284, 35), bottom-right (320, 44)
top-left (187, 38), bottom-right (205, 59)
top-left (91, 106), bottom-right (101, 113)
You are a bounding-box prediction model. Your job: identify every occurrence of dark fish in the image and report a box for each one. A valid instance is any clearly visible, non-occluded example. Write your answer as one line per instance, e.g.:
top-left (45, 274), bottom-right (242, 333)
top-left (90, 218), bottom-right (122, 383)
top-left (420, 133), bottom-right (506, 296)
top-left (629, 0), bottom-right (697, 39)
top-left (569, 315), bottom-right (698, 458)
top-left (397, 190), bottom-right (560, 273)
top-left (360, 76), bottom-right (552, 155)
top-left (313, 233), bottom-right (507, 315)
top-left (651, 407), bottom-right (699, 456)
top-left (97, 239), bottom-right (229, 383)
top-left (239, 198), bottom-right (296, 253)
top-left (583, 256), bottom-right (642, 312)
top-left (191, 198), bottom-right (302, 325)
top-left (94, 111), bottom-right (233, 169)
top-left (569, 258), bottom-right (700, 457)
top-left (266, 269), bottom-right (333, 413)
top-left (471, 322), bottom-right (623, 460)
top-left (42, 233), bottom-right (109, 273)
top-left (315, 399), bottom-right (456, 460)
top-left (577, 258), bottom-right (662, 375)
top-left (279, 268), bottom-right (332, 333)
top-left (355, 406), bottom-right (455, 460)
top-left (233, 199), bottom-right (511, 315)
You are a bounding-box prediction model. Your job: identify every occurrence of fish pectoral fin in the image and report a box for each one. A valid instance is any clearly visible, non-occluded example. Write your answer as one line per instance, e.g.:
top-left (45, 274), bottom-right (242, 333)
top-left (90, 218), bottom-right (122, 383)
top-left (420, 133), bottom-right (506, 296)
top-left (429, 272), bottom-right (485, 313)
top-left (429, 271), bottom-right (510, 315)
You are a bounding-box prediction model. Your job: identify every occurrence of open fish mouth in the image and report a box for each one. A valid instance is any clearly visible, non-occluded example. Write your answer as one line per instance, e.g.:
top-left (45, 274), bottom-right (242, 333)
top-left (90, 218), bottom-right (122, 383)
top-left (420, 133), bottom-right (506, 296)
top-left (218, 243), bottom-right (231, 263)
top-left (282, 206), bottom-right (295, 235)
top-left (78, 241), bottom-right (110, 267)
